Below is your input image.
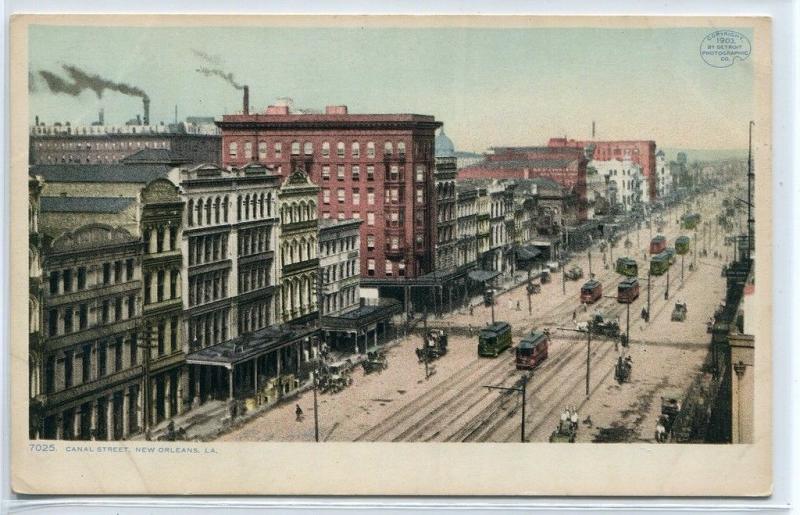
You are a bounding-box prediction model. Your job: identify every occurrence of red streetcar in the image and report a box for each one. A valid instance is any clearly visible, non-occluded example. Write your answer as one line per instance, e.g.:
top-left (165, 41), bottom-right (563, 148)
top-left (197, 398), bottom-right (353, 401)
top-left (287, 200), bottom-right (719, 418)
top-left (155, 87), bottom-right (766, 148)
top-left (580, 279), bottom-right (603, 304)
top-left (515, 330), bottom-right (550, 370)
top-left (617, 277), bottom-right (640, 303)
top-left (649, 235), bottom-right (667, 255)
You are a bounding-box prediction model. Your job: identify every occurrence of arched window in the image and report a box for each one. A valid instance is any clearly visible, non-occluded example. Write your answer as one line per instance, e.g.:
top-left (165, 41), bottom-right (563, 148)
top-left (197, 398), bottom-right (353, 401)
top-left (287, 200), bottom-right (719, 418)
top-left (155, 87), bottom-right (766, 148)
top-left (223, 196), bottom-right (229, 222)
top-left (244, 195), bottom-right (250, 220)
top-left (205, 199), bottom-right (212, 224)
top-left (250, 195), bottom-right (257, 219)
top-left (214, 197), bottom-right (221, 224)
top-left (299, 201), bottom-right (307, 222)
top-left (229, 142), bottom-right (238, 158)
top-left (291, 141), bottom-right (300, 155)
top-left (322, 141), bottom-right (330, 158)
top-left (336, 141), bottom-right (345, 158)
top-left (236, 196), bottom-right (242, 221)
top-left (187, 199), bottom-right (194, 227)
top-left (244, 141), bottom-right (253, 160)
top-left (304, 141), bottom-right (313, 155)
top-left (398, 141), bottom-right (406, 156)
top-left (351, 142), bottom-right (360, 158)
top-left (258, 141), bottom-right (267, 160)
top-left (367, 141), bottom-right (375, 158)
top-left (196, 199), bottom-right (204, 226)
top-left (308, 200), bottom-right (316, 219)
top-left (258, 194), bottom-right (264, 218)
top-left (384, 141), bottom-right (393, 156)
top-left (266, 193), bottom-right (272, 217)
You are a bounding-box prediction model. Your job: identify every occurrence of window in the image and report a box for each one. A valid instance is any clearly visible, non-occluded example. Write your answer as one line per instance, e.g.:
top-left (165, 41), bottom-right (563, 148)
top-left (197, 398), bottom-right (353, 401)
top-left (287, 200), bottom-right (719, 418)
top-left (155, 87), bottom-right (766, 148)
top-left (384, 141), bottom-right (393, 156)
top-left (351, 142), bottom-right (360, 158)
top-left (48, 309), bottom-right (58, 336)
top-left (367, 189), bottom-right (375, 205)
top-left (170, 316), bottom-right (179, 352)
top-left (244, 141), bottom-right (253, 159)
top-left (390, 165), bottom-right (399, 181)
top-left (77, 267), bottom-right (87, 289)
top-left (82, 345), bottom-right (92, 382)
top-left (337, 188), bottom-right (346, 203)
top-left (337, 212), bottom-right (345, 220)
top-left (337, 165), bottom-right (345, 180)
top-left (322, 141), bottom-right (330, 158)
top-left (385, 260), bottom-right (393, 276)
top-left (367, 165), bottom-right (375, 181)
top-left (63, 307), bottom-right (73, 334)
top-left (101, 300), bottom-right (110, 324)
top-left (103, 263), bottom-right (111, 285)
top-left (416, 188), bottom-right (424, 204)
top-left (367, 212), bottom-right (375, 226)
top-left (114, 338), bottom-right (123, 372)
top-left (352, 189), bottom-right (360, 205)
top-left (125, 259), bottom-right (134, 281)
top-left (367, 259), bottom-right (375, 276)
top-left (64, 351), bottom-right (73, 388)
top-left (322, 212), bottom-right (331, 220)
top-left (274, 142), bottom-right (282, 158)
top-left (79, 303), bottom-right (88, 329)
top-left (352, 212), bottom-right (361, 220)
top-left (398, 141), bottom-right (406, 157)
top-left (322, 189), bottom-right (331, 204)
top-left (399, 262), bottom-right (406, 276)
top-left (115, 297), bottom-right (123, 321)
top-left (258, 141), bottom-right (268, 159)
top-left (127, 294), bottom-right (135, 318)
top-left (229, 142), bottom-right (238, 158)
top-left (391, 236), bottom-right (399, 250)
top-left (114, 261), bottom-right (123, 283)
top-left (49, 271), bottom-right (59, 294)
top-left (291, 141), bottom-right (300, 155)
top-left (63, 269), bottom-right (72, 292)
top-left (337, 141), bottom-right (345, 158)
top-left (367, 235), bottom-right (375, 249)
top-left (98, 342), bottom-right (107, 377)
top-left (304, 141), bottom-right (313, 155)
top-left (367, 141), bottom-right (375, 158)
top-left (322, 165), bottom-right (330, 180)
top-left (416, 165), bottom-right (425, 182)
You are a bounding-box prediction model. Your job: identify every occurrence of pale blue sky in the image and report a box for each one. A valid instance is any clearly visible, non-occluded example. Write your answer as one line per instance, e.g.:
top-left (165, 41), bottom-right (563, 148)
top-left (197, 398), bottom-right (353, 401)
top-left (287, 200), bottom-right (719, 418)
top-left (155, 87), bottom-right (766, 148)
top-left (28, 25), bottom-right (755, 152)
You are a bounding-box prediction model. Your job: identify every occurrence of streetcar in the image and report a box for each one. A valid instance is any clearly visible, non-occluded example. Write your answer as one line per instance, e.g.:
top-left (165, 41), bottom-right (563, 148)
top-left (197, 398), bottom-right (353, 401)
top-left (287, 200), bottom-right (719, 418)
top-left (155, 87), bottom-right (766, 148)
top-left (664, 247), bottom-right (676, 264)
top-left (615, 257), bottom-right (638, 277)
top-left (649, 252), bottom-right (670, 276)
top-left (675, 235), bottom-right (690, 255)
top-left (617, 277), bottom-right (640, 303)
top-left (515, 330), bottom-right (549, 370)
top-left (477, 321), bottom-right (513, 358)
top-left (649, 235), bottom-right (667, 255)
top-left (681, 213), bottom-right (701, 229)
top-left (580, 279), bottom-right (603, 304)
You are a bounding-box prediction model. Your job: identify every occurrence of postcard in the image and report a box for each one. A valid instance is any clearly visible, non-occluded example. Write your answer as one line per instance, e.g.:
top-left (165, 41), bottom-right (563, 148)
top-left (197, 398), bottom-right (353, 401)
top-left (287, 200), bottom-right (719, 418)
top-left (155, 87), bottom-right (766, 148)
top-left (10, 14), bottom-right (771, 495)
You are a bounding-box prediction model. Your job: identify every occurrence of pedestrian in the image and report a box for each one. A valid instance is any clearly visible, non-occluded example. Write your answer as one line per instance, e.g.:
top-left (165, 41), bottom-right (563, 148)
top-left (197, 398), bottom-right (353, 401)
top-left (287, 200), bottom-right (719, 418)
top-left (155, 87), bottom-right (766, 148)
top-left (516, 300), bottom-right (521, 311)
top-left (570, 409), bottom-right (579, 430)
top-left (572, 310), bottom-right (577, 322)
top-left (560, 409), bottom-right (568, 424)
top-left (469, 305), bottom-right (474, 316)
top-left (295, 404), bottom-right (304, 422)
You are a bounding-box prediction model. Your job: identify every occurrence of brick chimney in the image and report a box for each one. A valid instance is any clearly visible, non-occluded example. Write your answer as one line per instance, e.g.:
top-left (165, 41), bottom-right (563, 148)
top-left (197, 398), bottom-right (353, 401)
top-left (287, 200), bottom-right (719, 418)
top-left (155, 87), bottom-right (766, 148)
top-left (243, 85), bottom-right (249, 115)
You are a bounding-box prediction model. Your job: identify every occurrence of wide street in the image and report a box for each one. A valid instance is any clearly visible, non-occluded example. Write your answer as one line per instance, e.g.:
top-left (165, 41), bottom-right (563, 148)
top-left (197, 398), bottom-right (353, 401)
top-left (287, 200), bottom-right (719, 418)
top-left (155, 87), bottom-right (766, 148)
top-left (220, 186), bottom-right (735, 443)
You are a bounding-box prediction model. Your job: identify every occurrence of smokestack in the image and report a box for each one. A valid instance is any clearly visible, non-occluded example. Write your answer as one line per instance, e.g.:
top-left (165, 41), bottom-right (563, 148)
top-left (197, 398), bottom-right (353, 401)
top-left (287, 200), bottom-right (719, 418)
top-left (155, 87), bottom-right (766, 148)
top-left (35, 115), bottom-right (39, 126)
top-left (143, 97), bottom-right (150, 125)
top-left (592, 121), bottom-right (595, 139)
top-left (243, 85), bottom-right (249, 115)
top-left (99, 108), bottom-right (104, 125)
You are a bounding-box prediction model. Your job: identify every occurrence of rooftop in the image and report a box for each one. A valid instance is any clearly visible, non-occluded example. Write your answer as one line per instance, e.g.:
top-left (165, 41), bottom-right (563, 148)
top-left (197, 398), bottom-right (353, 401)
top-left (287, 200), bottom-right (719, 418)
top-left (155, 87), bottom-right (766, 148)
top-left (30, 163), bottom-right (172, 183)
top-left (121, 148), bottom-right (192, 165)
top-left (41, 196), bottom-right (136, 214)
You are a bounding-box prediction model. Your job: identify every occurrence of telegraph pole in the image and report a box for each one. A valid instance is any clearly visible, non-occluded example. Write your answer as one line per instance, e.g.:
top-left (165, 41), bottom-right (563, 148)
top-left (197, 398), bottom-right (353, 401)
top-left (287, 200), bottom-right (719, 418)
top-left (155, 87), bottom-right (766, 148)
top-left (646, 270), bottom-right (651, 322)
top-left (588, 249), bottom-right (592, 277)
top-left (484, 373), bottom-right (529, 443)
top-left (665, 267), bottom-right (670, 300)
top-left (747, 121), bottom-right (754, 261)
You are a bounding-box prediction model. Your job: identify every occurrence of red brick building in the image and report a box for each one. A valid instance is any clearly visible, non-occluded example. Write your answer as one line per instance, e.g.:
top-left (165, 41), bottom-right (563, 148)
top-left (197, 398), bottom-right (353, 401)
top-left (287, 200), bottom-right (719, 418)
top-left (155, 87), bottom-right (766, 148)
top-left (458, 146), bottom-right (590, 220)
top-left (216, 105), bottom-right (442, 282)
top-left (548, 137), bottom-right (657, 199)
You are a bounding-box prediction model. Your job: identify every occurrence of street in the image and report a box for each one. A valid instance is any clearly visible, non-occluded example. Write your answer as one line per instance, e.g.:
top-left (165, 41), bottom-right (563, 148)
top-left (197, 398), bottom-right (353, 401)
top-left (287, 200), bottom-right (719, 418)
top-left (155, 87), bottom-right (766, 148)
top-left (220, 190), bottom-right (732, 443)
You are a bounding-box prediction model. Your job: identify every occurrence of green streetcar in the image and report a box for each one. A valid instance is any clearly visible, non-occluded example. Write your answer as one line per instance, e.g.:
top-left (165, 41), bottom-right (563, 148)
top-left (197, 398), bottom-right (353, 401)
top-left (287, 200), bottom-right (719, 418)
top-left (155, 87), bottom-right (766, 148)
top-left (615, 257), bottom-right (638, 277)
top-left (650, 252), bottom-right (671, 276)
top-left (478, 321), bottom-right (513, 357)
top-left (664, 247), bottom-right (676, 264)
top-left (675, 236), bottom-right (690, 255)
top-left (681, 213), bottom-right (701, 229)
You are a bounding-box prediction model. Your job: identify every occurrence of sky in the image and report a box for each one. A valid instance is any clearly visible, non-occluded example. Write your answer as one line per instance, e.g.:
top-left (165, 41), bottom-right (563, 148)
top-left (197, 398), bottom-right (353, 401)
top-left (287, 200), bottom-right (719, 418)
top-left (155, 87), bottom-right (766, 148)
top-left (28, 24), bottom-right (755, 153)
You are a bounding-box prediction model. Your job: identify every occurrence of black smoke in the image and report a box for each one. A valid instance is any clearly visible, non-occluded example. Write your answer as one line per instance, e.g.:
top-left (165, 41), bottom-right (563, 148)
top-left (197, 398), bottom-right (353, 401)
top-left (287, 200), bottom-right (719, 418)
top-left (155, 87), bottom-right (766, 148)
top-left (195, 66), bottom-right (244, 90)
top-left (37, 64), bottom-right (149, 101)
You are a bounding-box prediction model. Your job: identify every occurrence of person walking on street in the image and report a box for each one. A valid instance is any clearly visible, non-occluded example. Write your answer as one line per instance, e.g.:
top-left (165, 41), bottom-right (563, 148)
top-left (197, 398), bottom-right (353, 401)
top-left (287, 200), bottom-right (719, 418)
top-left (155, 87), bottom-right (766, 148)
top-left (572, 310), bottom-right (577, 322)
top-left (295, 404), bottom-right (304, 422)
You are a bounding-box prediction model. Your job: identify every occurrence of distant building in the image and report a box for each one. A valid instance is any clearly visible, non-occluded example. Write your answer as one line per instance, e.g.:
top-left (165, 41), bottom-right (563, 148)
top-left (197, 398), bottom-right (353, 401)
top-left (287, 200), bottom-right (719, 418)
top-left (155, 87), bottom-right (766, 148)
top-left (29, 117), bottom-right (221, 166)
top-left (434, 130), bottom-right (458, 271)
top-left (655, 150), bottom-right (673, 199)
top-left (548, 137), bottom-right (657, 200)
top-left (587, 158), bottom-right (647, 213)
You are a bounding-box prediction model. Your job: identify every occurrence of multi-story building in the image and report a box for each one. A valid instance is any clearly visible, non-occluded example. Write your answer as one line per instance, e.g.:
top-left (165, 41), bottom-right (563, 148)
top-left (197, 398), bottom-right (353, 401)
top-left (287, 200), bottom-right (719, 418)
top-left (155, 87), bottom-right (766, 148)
top-left (434, 130), bottom-right (458, 271)
top-left (587, 158), bottom-right (647, 212)
top-left (455, 183), bottom-right (479, 268)
top-left (278, 168), bottom-right (320, 326)
top-left (655, 150), bottom-right (673, 200)
top-left (216, 104), bottom-right (442, 287)
top-left (30, 117), bottom-right (221, 166)
top-left (180, 162), bottom-right (281, 406)
top-left (548, 137), bottom-right (657, 200)
top-left (458, 146), bottom-right (590, 221)
top-left (35, 221), bottom-right (144, 440)
top-left (28, 176), bottom-right (44, 437)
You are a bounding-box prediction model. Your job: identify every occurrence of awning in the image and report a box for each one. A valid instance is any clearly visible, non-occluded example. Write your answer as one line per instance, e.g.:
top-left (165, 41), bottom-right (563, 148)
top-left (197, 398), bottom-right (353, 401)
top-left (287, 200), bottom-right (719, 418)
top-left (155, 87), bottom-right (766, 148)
top-left (186, 325), bottom-right (317, 368)
top-left (515, 245), bottom-right (542, 261)
top-left (322, 299), bottom-right (402, 331)
top-left (467, 270), bottom-right (502, 283)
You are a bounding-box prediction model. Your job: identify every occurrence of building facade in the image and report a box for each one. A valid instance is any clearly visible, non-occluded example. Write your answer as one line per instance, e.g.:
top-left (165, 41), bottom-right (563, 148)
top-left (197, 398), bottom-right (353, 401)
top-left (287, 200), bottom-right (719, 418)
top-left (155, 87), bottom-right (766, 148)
top-left (587, 158), bottom-right (648, 212)
top-left (278, 169), bottom-right (320, 326)
top-left (216, 105), bottom-right (442, 283)
top-left (434, 130), bottom-right (458, 271)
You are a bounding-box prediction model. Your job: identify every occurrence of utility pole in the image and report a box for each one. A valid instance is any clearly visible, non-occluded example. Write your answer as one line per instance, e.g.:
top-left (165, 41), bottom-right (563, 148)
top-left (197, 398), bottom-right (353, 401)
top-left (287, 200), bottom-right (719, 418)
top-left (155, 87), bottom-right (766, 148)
top-left (681, 254), bottom-right (685, 284)
top-left (135, 323), bottom-right (157, 438)
top-left (312, 269), bottom-right (328, 443)
top-left (747, 121), bottom-right (754, 261)
top-left (484, 373), bottom-right (529, 442)
top-left (526, 267), bottom-right (533, 315)
top-left (665, 267), bottom-right (670, 300)
top-left (646, 270), bottom-right (651, 322)
top-left (588, 249), bottom-right (592, 277)
top-left (562, 263), bottom-right (566, 295)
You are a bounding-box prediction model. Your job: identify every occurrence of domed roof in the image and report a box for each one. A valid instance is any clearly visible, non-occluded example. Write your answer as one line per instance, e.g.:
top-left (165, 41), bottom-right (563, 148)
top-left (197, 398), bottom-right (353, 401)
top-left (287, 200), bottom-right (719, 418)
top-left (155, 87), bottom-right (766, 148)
top-left (435, 129), bottom-right (455, 158)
